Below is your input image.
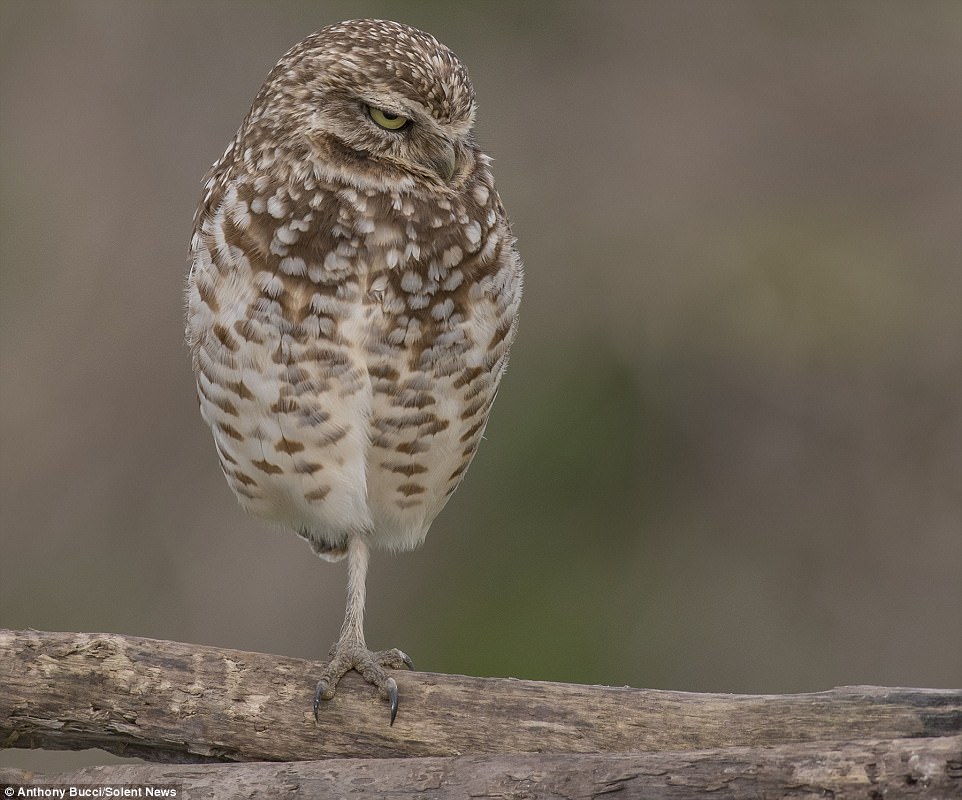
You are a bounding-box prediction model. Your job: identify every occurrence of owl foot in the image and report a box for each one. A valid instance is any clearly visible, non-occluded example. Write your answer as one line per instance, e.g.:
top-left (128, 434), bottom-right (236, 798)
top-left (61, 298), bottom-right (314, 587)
top-left (313, 640), bottom-right (414, 725)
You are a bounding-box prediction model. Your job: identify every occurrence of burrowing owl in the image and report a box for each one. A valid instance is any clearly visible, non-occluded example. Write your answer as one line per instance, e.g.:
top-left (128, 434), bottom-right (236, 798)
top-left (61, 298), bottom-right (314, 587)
top-left (185, 19), bottom-right (522, 723)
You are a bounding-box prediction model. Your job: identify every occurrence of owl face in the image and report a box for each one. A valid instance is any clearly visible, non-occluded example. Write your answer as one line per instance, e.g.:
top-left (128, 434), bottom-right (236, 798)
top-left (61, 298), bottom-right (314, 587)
top-left (241, 19), bottom-right (479, 189)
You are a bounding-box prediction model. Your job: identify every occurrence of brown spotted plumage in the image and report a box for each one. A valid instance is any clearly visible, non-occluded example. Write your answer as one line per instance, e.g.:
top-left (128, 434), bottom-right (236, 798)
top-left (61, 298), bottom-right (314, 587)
top-left (185, 19), bottom-right (522, 723)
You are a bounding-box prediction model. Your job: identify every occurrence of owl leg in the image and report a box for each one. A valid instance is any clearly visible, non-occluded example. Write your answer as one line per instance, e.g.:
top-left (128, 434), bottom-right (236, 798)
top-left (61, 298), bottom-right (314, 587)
top-left (313, 534), bottom-right (414, 725)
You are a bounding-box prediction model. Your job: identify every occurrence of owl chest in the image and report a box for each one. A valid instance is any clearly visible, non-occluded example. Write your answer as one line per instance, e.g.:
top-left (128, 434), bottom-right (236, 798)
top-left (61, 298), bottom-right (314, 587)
top-left (190, 238), bottom-right (497, 467)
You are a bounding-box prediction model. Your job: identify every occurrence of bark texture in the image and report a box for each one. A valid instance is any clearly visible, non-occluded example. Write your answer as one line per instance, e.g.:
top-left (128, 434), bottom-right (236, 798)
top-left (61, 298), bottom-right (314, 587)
top-left (2, 629), bottom-right (959, 798)
top-left (2, 737), bottom-right (960, 799)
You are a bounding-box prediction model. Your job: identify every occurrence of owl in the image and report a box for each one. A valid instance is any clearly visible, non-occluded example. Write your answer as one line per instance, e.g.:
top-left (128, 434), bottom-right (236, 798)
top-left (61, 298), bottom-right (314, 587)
top-left (185, 19), bottom-right (522, 724)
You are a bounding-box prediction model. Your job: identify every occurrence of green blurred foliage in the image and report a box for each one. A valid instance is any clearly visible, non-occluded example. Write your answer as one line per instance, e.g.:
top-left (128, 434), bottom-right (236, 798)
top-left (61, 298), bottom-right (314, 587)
top-left (417, 342), bottom-right (650, 683)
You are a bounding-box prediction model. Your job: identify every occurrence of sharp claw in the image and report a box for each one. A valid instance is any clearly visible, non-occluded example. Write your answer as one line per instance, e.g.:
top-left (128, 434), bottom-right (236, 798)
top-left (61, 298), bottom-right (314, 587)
top-left (313, 649), bottom-right (409, 725)
top-left (313, 679), bottom-right (329, 721)
top-left (387, 677), bottom-right (399, 726)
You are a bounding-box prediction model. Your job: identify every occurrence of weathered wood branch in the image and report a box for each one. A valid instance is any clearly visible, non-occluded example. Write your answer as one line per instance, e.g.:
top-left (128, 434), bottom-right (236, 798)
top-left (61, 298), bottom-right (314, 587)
top-left (3, 736), bottom-right (961, 799)
top-left (2, 629), bottom-right (959, 765)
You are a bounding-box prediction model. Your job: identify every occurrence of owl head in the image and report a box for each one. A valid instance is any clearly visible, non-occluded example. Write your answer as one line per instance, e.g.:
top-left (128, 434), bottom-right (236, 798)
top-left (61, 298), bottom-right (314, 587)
top-left (238, 19), bottom-right (479, 189)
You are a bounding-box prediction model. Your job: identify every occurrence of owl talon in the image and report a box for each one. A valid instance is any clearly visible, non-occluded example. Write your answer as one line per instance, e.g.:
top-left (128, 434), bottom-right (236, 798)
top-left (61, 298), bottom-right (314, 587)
top-left (313, 638), bottom-right (411, 725)
top-left (313, 678), bottom-right (333, 720)
top-left (373, 647), bottom-right (414, 671)
top-left (387, 677), bottom-right (399, 726)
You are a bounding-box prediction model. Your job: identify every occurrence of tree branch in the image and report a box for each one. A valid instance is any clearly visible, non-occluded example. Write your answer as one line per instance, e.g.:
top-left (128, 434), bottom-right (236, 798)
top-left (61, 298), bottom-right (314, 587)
top-left (2, 736), bottom-right (960, 799)
top-left (2, 629), bottom-right (958, 765)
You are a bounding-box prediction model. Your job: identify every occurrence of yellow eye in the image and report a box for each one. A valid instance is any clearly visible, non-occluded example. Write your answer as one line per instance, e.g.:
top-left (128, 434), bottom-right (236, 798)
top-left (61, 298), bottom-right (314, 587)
top-left (367, 106), bottom-right (410, 130)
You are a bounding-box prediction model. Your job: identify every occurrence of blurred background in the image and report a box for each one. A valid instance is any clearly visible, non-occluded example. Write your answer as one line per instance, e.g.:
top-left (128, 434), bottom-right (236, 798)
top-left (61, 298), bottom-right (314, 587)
top-left (2, 0), bottom-right (960, 771)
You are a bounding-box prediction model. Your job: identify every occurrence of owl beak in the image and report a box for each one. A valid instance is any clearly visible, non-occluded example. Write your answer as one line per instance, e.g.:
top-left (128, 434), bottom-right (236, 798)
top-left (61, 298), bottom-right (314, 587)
top-left (429, 139), bottom-right (458, 182)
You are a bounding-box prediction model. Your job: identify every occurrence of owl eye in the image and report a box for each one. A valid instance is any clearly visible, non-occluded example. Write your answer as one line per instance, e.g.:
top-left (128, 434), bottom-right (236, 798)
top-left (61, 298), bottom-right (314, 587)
top-left (367, 106), bottom-right (410, 131)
